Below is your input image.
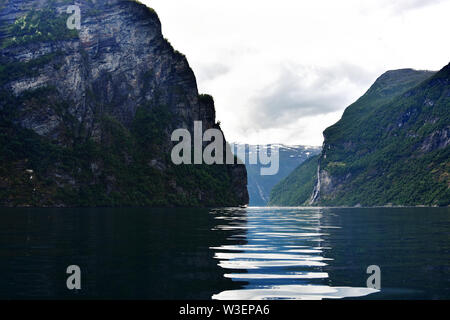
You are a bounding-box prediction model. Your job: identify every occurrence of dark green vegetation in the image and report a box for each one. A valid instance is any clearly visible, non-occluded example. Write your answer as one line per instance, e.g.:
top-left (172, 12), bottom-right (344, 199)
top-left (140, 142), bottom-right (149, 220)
top-left (270, 65), bottom-right (450, 207)
top-left (1, 8), bottom-right (78, 49)
top-left (0, 90), bottom-right (240, 207)
top-left (268, 155), bottom-right (319, 206)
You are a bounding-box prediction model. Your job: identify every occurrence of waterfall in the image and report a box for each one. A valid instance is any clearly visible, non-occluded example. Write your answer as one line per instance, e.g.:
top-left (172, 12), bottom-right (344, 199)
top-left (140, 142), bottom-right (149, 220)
top-left (309, 164), bottom-right (321, 205)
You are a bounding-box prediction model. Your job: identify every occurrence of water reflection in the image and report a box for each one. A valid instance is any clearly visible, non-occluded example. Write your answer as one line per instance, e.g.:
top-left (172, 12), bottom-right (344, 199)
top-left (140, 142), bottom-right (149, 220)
top-left (210, 207), bottom-right (379, 300)
top-left (1, 206), bottom-right (448, 299)
top-left (0, 207), bottom-right (240, 299)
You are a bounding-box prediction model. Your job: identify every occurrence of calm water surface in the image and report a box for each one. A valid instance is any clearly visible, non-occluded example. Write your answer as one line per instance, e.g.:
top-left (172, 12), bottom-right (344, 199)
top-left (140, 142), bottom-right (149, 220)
top-left (0, 207), bottom-right (449, 299)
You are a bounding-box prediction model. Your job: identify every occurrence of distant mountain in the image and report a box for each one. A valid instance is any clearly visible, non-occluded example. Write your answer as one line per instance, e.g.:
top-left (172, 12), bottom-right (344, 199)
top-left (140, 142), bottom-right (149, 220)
top-left (270, 64), bottom-right (450, 207)
top-left (235, 144), bottom-right (321, 206)
top-left (0, 0), bottom-right (248, 207)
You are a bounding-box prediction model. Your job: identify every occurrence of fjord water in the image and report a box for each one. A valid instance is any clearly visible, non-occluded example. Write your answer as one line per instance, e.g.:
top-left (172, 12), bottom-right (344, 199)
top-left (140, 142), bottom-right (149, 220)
top-left (0, 207), bottom-right (449, 299)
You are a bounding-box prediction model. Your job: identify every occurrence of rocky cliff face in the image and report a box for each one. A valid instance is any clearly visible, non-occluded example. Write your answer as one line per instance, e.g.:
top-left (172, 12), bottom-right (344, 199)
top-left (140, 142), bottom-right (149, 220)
top-left (0, 0), bottom-right (248, 207)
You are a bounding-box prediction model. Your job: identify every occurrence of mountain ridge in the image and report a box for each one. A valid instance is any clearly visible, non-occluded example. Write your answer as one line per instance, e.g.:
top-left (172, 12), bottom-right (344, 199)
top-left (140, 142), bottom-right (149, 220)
top-left (270, 64), bottom-right (449, 207)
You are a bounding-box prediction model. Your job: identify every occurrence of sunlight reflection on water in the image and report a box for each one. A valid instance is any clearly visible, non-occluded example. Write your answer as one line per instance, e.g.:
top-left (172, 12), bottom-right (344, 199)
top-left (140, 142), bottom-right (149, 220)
top-left (210, 207), bottom-right (378, 300)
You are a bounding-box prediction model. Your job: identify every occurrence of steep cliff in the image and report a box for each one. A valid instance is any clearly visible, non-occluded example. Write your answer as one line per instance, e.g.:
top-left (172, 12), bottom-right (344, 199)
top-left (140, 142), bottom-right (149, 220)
top-left (270, 65), bottom-right (450, 207)
top-left (0, 0), bottom-right (248, 207)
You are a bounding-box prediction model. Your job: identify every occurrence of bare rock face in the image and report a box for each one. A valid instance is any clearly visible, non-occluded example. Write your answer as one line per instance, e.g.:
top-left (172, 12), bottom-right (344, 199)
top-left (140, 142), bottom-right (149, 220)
top-left (0, 0), bottom-right (248, 207)
top-left (420, 126), bottom-right (450, 153)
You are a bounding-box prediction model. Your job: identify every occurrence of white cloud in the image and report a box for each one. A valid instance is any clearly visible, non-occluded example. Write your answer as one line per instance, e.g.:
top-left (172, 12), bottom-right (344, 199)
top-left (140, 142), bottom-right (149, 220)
top-left (144, 0), bottom-right (450, 146)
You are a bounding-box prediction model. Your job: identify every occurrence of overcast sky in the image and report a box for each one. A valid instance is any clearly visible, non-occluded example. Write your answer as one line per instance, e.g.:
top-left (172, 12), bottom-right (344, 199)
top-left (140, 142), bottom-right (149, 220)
top-left (144, 0), bottom-right (450, 146)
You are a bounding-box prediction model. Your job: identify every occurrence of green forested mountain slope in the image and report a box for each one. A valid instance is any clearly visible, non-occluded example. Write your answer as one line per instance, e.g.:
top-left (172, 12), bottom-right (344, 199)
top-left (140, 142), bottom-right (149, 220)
top-left (268, 155), bottom-right (319, 206)
top-left (270, 64), bottom-right (450, 207)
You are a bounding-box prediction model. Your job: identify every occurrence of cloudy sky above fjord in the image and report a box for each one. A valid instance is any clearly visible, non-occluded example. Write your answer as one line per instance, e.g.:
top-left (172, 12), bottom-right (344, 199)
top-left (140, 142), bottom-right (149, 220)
top-left (145, 0), bottom-right (450, 146)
